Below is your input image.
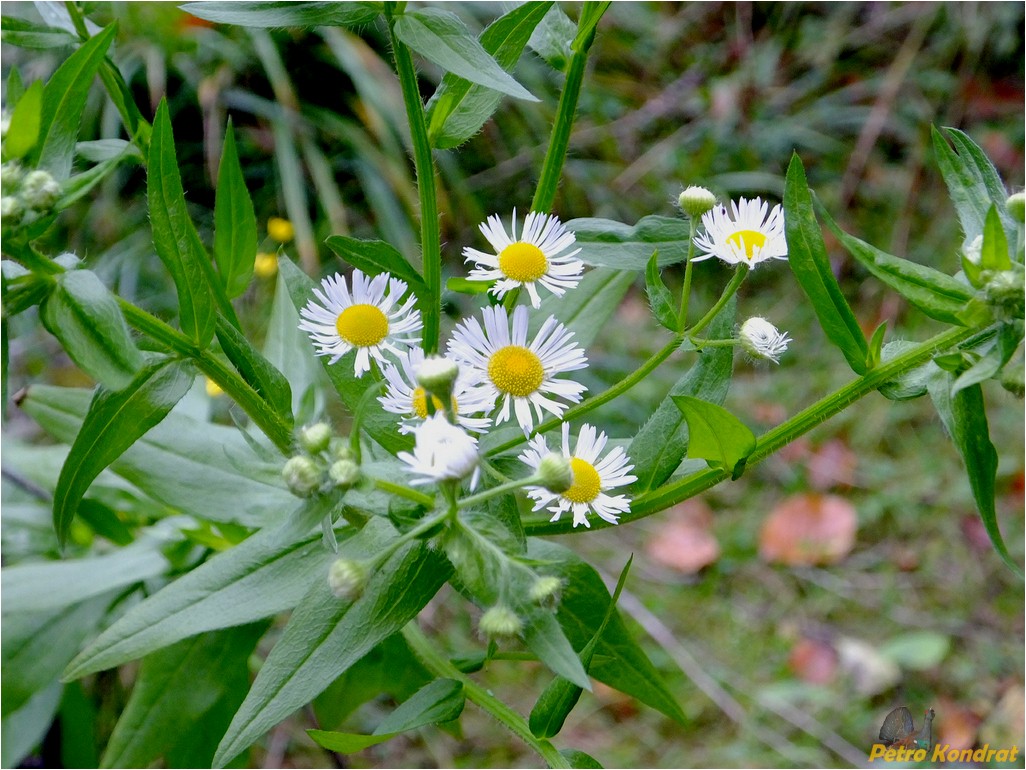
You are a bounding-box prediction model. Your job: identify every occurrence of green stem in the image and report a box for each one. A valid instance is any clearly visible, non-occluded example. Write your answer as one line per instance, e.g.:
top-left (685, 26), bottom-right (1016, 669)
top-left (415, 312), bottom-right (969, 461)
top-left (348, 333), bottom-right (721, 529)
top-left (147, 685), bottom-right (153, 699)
top-left (523, 323), bottom-right (981, 535)
top-left (457, 474), bottom-right (540, 509)
top-left (485, 335), bottom-right (683, 457)
top-left (386, 6), bottom-right (441, 352)
top-left (530, 17), bottom-right (599, 213)
top-left (691, 337), bottom-right (738, 349)
top-left (687, 264), bottom-right (749, 338)
top-left (401, 623), bottom-right (570, 769)
top-left (370, 477), bottom-right (435, 508)
top-left (677, 219), bottom-right (698, 330)
top-left (118, 300), bottom-right (294, 454)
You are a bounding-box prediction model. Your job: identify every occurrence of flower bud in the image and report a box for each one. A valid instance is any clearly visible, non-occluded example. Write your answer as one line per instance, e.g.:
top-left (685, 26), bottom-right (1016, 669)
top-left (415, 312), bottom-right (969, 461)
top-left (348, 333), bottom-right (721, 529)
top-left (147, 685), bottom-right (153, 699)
top-left (1, 162), bottom-right (24, 193)
top-left (739, 317), bottom-right (791, 364)
top-left (478, 604), bottom-right (523, 638)
top-left (332, 441), bottom-right (356, 463)
top-left (299, 422), bottom-right (332, 454)
top-left (678, 186), bottom-right (717, 219)
top-left (328, 558), bottom-right (368, 599)
top-left (1006, 192), bottom-right (1025, 223)
top-left (1, 195), bottom-right (23, 222)
top-left (415, 355), bottom-right (459, 394)
top-left (282, 455), bottom-right (322, 497)
top-left (529, 576), bottom-right (563, 606)
top-left (267, 216), bottom-right (294, 243)
top-left (981, 269), bottom-right (1025, 321)
top-left (1000, 361), bottom-right (1024, 398)
top-left (21, 170), bottom-right (61, 210)
top-left (536, 452), bottom-right (573, 494)
top-left (329, 458), bottom-right (360, 487)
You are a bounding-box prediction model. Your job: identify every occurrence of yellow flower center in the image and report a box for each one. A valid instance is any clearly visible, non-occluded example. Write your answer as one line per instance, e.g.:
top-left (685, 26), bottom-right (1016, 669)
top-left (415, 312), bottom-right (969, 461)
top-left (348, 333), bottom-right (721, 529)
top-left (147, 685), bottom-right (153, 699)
top-left (335, 304), bottom-right (389, 347)
top-left (563, 457), bottom-right (601, 503)
top-left (498, 241), bottom-right (549, 282)
top-left (411, 387), bottom-right (458, 419)
top-left (726, 229), bottom-right (767, 260)
top-left (488, 345), bottom-right (544, 397)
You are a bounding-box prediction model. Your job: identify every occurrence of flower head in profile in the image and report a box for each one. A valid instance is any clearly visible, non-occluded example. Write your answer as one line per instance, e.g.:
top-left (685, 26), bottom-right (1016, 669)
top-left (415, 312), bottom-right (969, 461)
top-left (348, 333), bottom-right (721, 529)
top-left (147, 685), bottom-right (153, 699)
top-left (379, 349), bottom-right (493, 434)
top-left (464, 210), bottom-right (584, 308)
top-left (448, 305), bottom-right (587, 435)
top-left (298, 270), bottom-right (421, 377)
top-left (398, 413), bottom-right (480, 489)
top-left (739, 316), bottom-right (791, 364)
top-left (693, 197), bottom-right (787, 267)
top-left (519, 423), bottom-right (637, 528)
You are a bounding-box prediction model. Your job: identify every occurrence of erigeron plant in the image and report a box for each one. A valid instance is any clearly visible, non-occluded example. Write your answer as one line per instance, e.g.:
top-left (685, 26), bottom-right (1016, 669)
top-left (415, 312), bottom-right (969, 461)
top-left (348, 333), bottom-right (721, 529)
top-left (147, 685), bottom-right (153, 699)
top-left (1, 3), bottom-right (1022, 769)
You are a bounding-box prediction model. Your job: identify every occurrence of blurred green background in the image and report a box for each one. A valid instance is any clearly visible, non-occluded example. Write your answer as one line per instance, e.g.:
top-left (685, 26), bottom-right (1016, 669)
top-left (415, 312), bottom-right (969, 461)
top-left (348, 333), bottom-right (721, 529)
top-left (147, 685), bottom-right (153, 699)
top-left (2, 2), bottom-right (1023, 767)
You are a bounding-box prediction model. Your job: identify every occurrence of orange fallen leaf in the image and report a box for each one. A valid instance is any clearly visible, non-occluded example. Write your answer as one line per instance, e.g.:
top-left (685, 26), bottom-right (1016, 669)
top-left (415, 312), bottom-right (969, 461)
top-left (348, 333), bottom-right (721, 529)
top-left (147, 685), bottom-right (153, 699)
top-left (935, 697), bottom-right (980, 751)
top-left (759, 493), bottom-right (857, 566)
top-left (789, 637), bottom-right (838, 685)
top-left (807, 439), bottom-right (857, 490)
top-left (646, 500), bottom-right (720, 574)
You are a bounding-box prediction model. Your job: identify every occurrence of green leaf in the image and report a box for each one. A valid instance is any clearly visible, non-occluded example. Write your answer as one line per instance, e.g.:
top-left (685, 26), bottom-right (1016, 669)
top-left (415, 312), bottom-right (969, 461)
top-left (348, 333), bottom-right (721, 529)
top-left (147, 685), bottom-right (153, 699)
top-left (1, 682), bottom-right (62, 770)
top-left (393, 9), bottom-right (537, 103)
top-left (279, 259), bottom-right (412, 453)
top-left (560, 748), bottom-right (604, 768)
top-left (951, 322), bottom-right (1023, 396)
top-left (2, 537), bottom-right (170, 615)
top-left (325, 236), bottom-right (427, 296)
top-left (214, 121), bottom-right (258, 299)
top-left (446, 277), bottom-right (493, 295)
top-left (264, 266), bottom-right (323, 421)
top-left (212, 519), bottom-right (451, 768)
top-left (880, 631), bottom-right (950, 672)
top-left (100, 625), bottom-right (266, 769)
top-left (306, 730), bottom-right (392, 754)
top-left (784, 154), bottom-right (869, 374)
top-left (530, 556), bottom-right (632, 738)
top-left (527, 5), bottom-right (575, 72)
top-left (566, 216), bottom-right (694, 271)
top-left (39, 270), bottom-right (145, 391)
top-left (375, 678), bottom-right (464, 734)
top-left (628, 298), bottom-right (736, 493)
top-left (672, 395), bottom-right (756, 478)
top-left (4, 80), bottom-right (44, 159)
top-left (215, 317), bottom-right (293, 426)
top-left (0, 17), bottom-right (77, 49)
top-left (63, 497), bottom-right (335, 680)
top-left (1, 596), bottom-right (109, 718)
top-left (877, 341), bottom-right (937, 401)
top-left (56, 149), bottom-right (140, 210)
top-left (20, 385), bottom-right (298, 528)
top-left (819, 206), bottom-right (974, 328)
top-left (181, 1), bottom-right (379, 28)
top-left (529, 540), bottom-right (687, 726)
top-left (6, 66), bottom-right (25, 105)
top-left (35, 24), bottom-right (116, 181)
top-left (866, 321), bottom-right (887, 370)
top-left (426, 2), bottom-right (553, 149)
top-left (148, 98), bottom-right (215, 345)
top-left (529, 268), bottom-right (634, 347)
top-left (932, 126), bottom-right (1015, 252)
top-left (981, 204), bottom-right (1013, 272)
top-left (571, 1), bottom-right (610, 51)
top-left (927, 374), bottom-right (1023, 577)
top-left (523, 610), bottom-right (591, 692)
top-left (645, 251), bottom-right (678, 331)
top-left (51, 358), bottom-right (193, 546)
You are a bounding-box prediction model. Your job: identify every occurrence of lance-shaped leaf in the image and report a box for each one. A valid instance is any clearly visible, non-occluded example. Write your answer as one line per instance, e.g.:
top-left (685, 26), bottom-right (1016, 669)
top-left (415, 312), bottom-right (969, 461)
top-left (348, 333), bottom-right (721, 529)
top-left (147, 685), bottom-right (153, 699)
top-left (4, 79), bottom-right (43, 159)
top-left (427, 2), bottom-right (553, 149)
top-left (672, 396), bottom-right (756, 478)
top-left (393, 9), bottom-right (537, 102)
top-left (980, 204), bottom-right (1013, 272)
top-left (628, 298), bottom-right (735, 493)
top-left (818, 205), bottom-right (973, 327)
top-left (645, 251), bottom-right (678, 331)
top-left (325, 236), bottom-right (427, 297)
top-left (148, 99), bottom-right (215, 345)
top-left (34, 24), bottom-right (116, 180)
top-left (100, 624), bottom-right (266, 770)
top-left (212, 519), bottom-right (451, 768)
top-left (181, 1), bottom-right (379, 28)
top-left (39, 269), bottom-right (145, 392)
top-left (566, 216), bottom-right (694, 270)
top-left (784, 154), bottom-right (868, 374)
top-left (63, 497), bottom-right (336, 680)
top-left (280, 258), bottom-right (412, 453)
top-left (0, 16), bottom-right (78, 49)
top-left (214, 121), bottom-right (258, 299)
top-left (951, 322), bottom-right (1023, 396)
top-left (928, 374), bottom-right (1022, 577)
top-left (215, 317), bottom-right (293, 426)
top-left (50, 358), bottom-right (193, 546)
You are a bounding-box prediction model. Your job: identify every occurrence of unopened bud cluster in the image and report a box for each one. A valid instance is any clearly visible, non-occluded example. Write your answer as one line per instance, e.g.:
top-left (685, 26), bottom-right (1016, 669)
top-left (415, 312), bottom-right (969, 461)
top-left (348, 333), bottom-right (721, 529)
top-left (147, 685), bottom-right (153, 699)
top-left (328, 558), bottom-right (368, 600)
top-left (1, 162), bottom-right (61, 228)
top-left (678, 185), bottom-right (717, 220)
top-left (479, 604), bottom-right (523, 638)
top-left (282, 422), bottom-right (360, 497)
top-left (980, 267), bottom-right (1025, 322)
top-left (739, 317), bottom-right (791, 364)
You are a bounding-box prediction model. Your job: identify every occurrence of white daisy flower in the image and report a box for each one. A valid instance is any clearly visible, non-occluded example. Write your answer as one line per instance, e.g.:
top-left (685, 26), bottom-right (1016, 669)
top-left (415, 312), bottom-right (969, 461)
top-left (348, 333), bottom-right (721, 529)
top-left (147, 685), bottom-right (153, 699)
top-left (692, 197), bottom-right (788, 267)
top-left (398, 413), bottom-right (480, 489)
top-left (464, 210), bottom-right (584, 308)
top-left (298, 270), bottom-right (422, 377)
top-left (447, 305), bottom-right (588, 435)
top-left (739, 316), bottom-right (791, 364)
top-left (519, 423), bottom-right (638, 528)
top-left (379, 349), bottom-right (493, 434)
